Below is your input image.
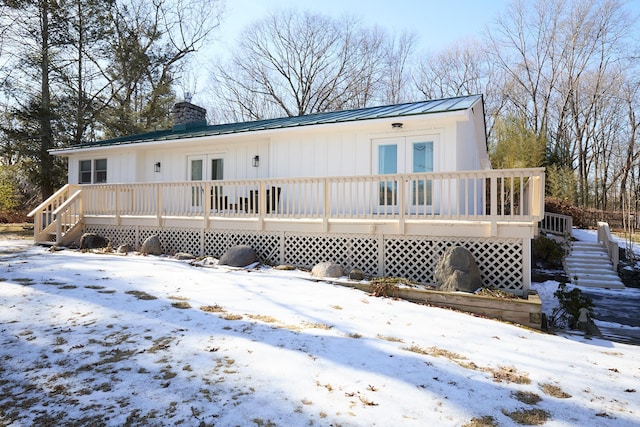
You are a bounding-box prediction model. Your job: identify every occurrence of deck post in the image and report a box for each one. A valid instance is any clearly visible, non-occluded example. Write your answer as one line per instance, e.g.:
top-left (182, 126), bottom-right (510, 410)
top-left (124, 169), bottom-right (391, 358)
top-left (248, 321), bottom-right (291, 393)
top-left (490, 175), bottom-right (497, 217)
top-left (258, 181), bottom-right (265, 230)
top-left (156, 184), bottom-right (162, 227)
top-left (203, 182), bottom-right (211, 229)
top-left (115, 186), bottom-right (121, 226)
top-left (522, 237), bottom-right (531, 294)
top-left (398, 177), bottom-right (405, 235)
top-left (55, 214), bottom-right (62, 245)
top-left (323, 178), bottom-right (329, 232)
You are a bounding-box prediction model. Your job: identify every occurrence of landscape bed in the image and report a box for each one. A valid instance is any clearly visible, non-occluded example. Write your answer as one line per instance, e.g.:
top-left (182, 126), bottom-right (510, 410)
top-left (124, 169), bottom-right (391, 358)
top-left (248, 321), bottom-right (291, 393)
top-left (322, 279), bottom-right (543, 329)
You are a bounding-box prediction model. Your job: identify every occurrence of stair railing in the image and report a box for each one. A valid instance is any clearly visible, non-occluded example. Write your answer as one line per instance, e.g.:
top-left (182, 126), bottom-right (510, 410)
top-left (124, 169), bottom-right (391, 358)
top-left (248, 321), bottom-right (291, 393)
top-left (597, 221), bottom-right (619, 267)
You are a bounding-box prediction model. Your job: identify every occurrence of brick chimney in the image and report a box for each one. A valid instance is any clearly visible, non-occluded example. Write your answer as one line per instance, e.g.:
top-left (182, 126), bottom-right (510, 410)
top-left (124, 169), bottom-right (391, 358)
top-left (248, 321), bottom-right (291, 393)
top-left (172, 99), bottom-right (207, 131)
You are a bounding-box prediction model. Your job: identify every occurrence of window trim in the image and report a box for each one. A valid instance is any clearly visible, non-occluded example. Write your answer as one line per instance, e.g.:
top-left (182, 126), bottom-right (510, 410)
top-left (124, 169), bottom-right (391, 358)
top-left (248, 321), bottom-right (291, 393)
top-left (78, 158), bottom-right (107, 184)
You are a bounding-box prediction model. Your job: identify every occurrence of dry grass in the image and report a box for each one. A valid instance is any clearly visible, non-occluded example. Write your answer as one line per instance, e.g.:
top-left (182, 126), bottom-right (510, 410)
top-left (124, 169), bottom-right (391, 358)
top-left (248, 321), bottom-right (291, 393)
top-left (513, 391), bottom-right (542, 405)
top-left (403, 345), bottom-right (466, 361)
top-left (200, 304), bottom-right (225, 313)
top-left (462, 416), bottom-right (498, 427)
top-left (246, 314), bottom-right (278, 323)
top-left (168, 295), bottom-right (189, 301)
top-left (490, 366), bottom-right (531, 384)
top-left (403, 345), bottom-right (531, 385)
top-left (221, 313), bottom-right (243, 321)
top-left (301, 321), bottom-right (332, 330)
top-left (369, 277), bottom-right (416, 297)
top-left (0, 223), bottom-right (32, 238)
top-left (125, 290), bottom-right (157, 300)
top-left (540, 383), bottom-right (571, 398)
top-left (502, 408), bottom-right (550, 425)
top-left (171, 301), bottom-right (191, 309)
top-left (376, 334), bottom-right (404, 343)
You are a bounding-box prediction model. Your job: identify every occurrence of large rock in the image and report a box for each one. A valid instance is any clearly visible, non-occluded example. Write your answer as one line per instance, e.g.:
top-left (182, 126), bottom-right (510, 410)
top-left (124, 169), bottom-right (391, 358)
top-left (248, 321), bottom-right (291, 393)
top-left (311, 262), bottom-right (344, 279)
top-left (219, 245), bottom-right (257, 267)
top-left (348, 267), bottom-right (365, 281)
top-left (79, 233), bottom-right (110, 250)
top-left (140, 235), bottom-right (163, 255)
top-left (434, 246), bottom-right (482, 293)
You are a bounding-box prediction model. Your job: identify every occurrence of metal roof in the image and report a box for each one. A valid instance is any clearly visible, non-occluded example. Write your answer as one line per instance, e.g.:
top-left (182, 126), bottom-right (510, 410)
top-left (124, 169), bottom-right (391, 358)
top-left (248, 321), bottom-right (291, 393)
top-left (58, 95), bottom-right (482, 151)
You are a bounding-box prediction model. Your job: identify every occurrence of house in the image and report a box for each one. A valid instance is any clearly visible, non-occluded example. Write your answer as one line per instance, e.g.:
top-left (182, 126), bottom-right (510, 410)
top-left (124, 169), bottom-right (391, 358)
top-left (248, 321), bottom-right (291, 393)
top-left (28, 95), bottom-right (545, 295)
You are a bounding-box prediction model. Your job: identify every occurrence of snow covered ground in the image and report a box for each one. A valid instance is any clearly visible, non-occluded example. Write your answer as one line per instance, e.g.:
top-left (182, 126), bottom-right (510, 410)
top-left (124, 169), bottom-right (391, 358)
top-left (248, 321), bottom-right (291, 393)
top-left (0, 238), bottom-right (639, 426)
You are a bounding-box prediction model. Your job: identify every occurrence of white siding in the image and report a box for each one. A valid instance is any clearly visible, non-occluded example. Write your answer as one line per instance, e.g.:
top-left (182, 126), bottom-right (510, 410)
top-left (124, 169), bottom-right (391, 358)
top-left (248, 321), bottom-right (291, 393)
top-left (61, 101), bottom-right (487, 185)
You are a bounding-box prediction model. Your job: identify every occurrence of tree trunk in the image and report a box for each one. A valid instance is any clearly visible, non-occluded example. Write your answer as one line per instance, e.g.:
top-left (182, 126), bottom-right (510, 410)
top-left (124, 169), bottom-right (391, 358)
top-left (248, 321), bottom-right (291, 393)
top-left (39, 0), bottom-right (54, 200)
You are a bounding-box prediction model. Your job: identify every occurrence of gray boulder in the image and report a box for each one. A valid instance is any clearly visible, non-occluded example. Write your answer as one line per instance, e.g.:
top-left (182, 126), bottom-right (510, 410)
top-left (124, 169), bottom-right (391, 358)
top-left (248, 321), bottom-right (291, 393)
top-left (174, 252), bottom-right (195, 260)
top-left (219, 245), bottom-right (257, 267)
top-left (116, 244), bottom-right (135, 254)
top-left (434, 246), bottom-right (482, 293)
top-left (140, 235), bottom-right (162, 255)
top-left (311, 262), bottom-right (344, 279)
top-left (80, 233), bottom-right (110, 250)
top-left (348, 268), bottom-right (365, 281)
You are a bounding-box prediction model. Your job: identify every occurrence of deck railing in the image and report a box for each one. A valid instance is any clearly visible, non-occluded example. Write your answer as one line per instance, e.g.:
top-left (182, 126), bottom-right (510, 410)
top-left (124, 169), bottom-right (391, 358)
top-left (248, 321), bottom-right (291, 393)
top-left (29, 168), bottom-right (545, 242)
top-left (81, 168), bottom-right (544, 220)
top-left (539, 212), bottom-right (573, 236)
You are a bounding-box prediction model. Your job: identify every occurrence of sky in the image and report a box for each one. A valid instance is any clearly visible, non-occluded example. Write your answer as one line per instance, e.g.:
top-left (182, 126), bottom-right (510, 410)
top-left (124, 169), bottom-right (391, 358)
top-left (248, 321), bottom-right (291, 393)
top-left (189, 0), bottom-right (640, 104)
top-left (188, 0), bottom-right (513, 102)
top-left (0, 229), bottom-right (639, 425)
top-left (217, 0), bottom-right (512, 50)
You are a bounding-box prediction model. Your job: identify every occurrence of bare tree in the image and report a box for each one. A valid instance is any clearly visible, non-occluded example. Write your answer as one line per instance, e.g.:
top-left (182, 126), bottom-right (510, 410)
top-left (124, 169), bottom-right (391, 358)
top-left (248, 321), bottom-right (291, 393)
top-left (378, 30), bottom-right (418, 104)
top-left (210, 9), bottom-right (400, 121)
top-left (486, 0), bottom-right (635, 208)
top-left (414, 38), bottom-right (505, 139)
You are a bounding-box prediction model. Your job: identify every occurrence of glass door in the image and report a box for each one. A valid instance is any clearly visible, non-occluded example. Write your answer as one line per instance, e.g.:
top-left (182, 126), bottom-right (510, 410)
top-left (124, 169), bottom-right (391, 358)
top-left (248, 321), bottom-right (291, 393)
top-left (378, 143), bottom-right (398, 206)
top-left (188, 156), bottom-right (205, 209)
top-left (409, 140), bottom-right (433, 208)
top-left (210, 157), bottom-right (226, 210)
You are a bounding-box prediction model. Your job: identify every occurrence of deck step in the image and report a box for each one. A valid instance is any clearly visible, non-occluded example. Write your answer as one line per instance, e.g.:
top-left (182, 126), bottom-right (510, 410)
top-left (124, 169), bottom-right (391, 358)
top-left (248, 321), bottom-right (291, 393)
top-left (567, 278), bottom-right (625, 289)
top-left (564, 241), bottom-right (625, 290)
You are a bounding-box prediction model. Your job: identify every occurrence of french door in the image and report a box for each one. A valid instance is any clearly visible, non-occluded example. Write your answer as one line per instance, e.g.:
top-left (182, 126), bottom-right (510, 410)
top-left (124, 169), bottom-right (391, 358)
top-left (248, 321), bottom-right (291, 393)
top-left (373, 136), bottom-right (435, 210)
top-left (187, 155), bottom-right (224, 209)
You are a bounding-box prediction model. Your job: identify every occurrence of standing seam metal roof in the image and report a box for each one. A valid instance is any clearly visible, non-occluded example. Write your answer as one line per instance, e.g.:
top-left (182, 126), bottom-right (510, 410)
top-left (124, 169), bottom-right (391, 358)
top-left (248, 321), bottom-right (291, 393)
top-left (61, 95), bottom-right (482, 151)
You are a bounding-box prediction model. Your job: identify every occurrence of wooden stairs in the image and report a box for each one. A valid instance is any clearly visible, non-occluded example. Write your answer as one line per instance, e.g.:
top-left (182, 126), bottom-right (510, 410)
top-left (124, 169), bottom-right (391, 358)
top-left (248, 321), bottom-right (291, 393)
top-left (564, 241), bottom-right (625, 289)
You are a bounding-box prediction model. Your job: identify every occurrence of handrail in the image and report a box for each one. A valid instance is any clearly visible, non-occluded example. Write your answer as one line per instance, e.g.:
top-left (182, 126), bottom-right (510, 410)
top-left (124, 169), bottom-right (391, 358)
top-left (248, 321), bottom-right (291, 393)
top-left (27, 184), bottom-right (70, 217)
top-left (597, 221), bottom-right (619, 267)
top-left (52, 190), bottom-right (83, 215)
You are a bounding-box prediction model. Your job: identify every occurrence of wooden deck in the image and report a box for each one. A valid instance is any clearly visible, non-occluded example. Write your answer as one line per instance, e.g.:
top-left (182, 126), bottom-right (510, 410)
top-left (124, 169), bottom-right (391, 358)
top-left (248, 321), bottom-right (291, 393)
top-left (29, 168), bottom-right (545, 245)
top-left (27, 168), bottom-right (545, 295)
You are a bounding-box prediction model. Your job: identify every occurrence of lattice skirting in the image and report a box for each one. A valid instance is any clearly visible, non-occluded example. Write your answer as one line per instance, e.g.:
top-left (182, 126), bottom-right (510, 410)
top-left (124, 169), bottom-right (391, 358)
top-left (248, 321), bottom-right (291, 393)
top-left (83, 225), bottom-right (526, 293)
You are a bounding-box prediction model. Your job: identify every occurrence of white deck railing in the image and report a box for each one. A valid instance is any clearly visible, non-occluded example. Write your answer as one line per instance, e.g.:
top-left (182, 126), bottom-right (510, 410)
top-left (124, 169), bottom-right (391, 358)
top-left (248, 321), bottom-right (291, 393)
top-left (81, 168), bottom-right (545, 220)
top-left (539, 212), bottom-right (573, 236)
top-left (29, 168), bottom-right (545, 243)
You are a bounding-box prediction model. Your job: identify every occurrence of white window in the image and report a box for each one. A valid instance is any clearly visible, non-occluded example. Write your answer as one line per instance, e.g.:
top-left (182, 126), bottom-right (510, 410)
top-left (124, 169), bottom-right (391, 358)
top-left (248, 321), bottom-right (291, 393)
top-left (94, 159), bottom-right (107, 183)
top-left (79, 160), bottom-right (92, 184)
top-left (78, 159), bottom-right (107, 184)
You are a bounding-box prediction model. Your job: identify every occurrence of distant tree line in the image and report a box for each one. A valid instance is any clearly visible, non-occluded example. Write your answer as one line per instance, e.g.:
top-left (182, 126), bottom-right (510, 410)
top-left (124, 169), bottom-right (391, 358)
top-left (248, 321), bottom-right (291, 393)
top-left (0, 0), bottom-right (638, 221)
